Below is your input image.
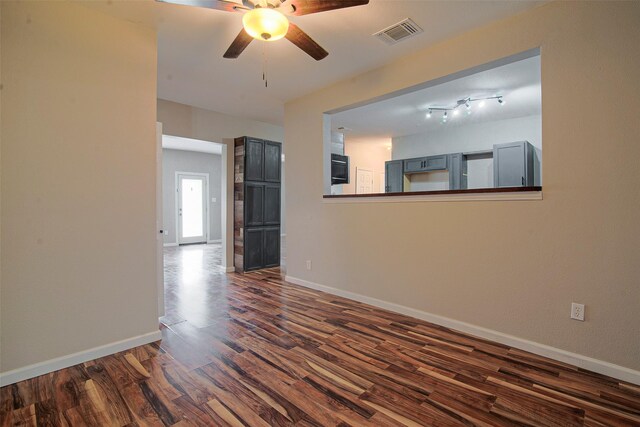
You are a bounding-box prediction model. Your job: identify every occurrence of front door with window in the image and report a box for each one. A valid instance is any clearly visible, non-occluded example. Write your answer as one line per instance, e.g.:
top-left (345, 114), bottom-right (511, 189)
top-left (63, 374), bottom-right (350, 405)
top-left (177, 174), bottom-right (207, 244)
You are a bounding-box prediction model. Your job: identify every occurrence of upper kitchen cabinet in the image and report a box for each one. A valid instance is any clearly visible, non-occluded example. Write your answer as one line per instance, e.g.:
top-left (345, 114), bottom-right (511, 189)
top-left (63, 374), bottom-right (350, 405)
top-left (404, 155), bottom-right (448, 173)
top-left (493, 141), bottom-right (536, 187)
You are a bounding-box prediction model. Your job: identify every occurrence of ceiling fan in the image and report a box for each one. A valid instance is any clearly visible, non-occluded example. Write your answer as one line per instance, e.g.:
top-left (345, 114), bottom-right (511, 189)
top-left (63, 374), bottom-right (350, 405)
top-left (157, 0), bottom-right (370, 61)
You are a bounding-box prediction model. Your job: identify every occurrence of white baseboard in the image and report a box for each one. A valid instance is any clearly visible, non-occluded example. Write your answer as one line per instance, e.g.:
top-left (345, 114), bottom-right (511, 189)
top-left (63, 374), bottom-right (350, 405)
top-left (285, 275), bottom-right (640, 386)
top-left (224, 266), bottom-right (236, 273)
top-left (0, 330), bottom-right (162, 386)
top-left (163, 243), bottom-right (178, 247)
top-left (207, 239), bottom-right (222, 244)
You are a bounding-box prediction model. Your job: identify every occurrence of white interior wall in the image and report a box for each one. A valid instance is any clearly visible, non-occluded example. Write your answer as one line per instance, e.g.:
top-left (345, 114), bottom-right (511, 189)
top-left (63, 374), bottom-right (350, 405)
top-left (407, 170), bottom-right (450, 192)
top-left (466, 158), bottom-right (493, 189)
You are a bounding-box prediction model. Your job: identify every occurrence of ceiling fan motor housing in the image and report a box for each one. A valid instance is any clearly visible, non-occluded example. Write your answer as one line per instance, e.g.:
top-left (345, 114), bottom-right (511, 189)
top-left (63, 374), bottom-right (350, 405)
top-left (159, 0), bottom-right (370, 61)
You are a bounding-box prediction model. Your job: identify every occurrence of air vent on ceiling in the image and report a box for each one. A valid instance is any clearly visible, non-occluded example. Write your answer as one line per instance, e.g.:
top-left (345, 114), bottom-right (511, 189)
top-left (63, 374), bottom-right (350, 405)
top-left (374, 18), bottom-right (423, 45)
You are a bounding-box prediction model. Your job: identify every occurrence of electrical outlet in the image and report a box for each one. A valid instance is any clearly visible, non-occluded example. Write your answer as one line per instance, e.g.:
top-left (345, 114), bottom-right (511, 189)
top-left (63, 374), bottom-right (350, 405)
top-left (571, 303), bottom-right (585, 321)
top-left (306, 260), bottom-right (312, 271)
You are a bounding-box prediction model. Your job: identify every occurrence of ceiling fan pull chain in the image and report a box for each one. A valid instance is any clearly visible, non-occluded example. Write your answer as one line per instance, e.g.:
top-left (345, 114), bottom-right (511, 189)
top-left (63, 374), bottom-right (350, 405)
top-left (262, 42), bottom-right (268, 88)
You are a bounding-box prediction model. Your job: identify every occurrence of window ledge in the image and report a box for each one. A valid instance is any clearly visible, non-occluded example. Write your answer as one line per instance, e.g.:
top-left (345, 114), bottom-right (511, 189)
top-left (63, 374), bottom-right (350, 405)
top-left (323, 187), bottom-right (542, 203)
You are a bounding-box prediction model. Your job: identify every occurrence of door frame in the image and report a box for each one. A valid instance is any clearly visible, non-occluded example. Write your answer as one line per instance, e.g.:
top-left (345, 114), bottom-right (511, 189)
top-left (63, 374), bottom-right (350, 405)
top-left (175, 171), bottom-right (210, 245)
top-left (156, 123), bottom-right (164, 318)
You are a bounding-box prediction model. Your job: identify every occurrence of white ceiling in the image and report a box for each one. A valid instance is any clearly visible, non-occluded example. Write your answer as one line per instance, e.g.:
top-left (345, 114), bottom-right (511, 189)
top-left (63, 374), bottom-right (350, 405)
top-left (84, 0), bottom-right (545, 125)
top-left (331, 55), bottom-right (541, 140)
top-left (162, 134), bottom-right (223, 153)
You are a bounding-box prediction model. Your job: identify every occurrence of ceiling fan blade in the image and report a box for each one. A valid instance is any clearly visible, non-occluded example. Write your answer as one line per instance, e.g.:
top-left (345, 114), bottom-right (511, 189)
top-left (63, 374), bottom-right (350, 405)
top-left (156, 0), bottom-right (247, 12)
top-left (224, 28), bottom-right (254, 59)
top-left (285, 23), bottom-right (328, 61)
top-left (279, 0), bottom-right (368, 16)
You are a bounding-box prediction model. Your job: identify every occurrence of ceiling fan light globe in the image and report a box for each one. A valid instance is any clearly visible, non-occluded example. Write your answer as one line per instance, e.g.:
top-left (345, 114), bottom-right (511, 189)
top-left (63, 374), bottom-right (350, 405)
top-left (242, 8), bottom-right (289, 42)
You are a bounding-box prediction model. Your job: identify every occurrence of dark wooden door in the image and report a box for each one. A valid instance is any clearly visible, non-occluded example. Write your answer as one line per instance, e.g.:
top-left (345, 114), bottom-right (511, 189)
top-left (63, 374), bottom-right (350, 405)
top-left (264, 141), bottom-right (281, 183)
top-left (245, 182), bottom-right (264, 227)
top-left (245, 138), bottom-right (264, 182)
top-left (263, 227), bottom-right (280, 268)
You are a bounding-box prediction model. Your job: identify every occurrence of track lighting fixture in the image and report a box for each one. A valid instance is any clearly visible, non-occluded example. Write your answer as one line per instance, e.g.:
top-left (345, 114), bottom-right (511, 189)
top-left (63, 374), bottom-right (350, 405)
top-left (425, 95), bottom-right (505, 123)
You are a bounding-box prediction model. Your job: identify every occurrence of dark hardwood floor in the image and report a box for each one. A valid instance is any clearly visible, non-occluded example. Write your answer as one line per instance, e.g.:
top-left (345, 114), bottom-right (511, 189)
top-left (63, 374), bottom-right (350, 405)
top-left (2, 244), bottom-right (639, 426)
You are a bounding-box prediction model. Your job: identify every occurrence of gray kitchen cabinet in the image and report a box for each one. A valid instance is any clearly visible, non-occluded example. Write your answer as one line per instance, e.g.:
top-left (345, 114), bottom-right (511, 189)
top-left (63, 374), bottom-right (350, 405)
top-left (404, 155), bottom-right (448, 173)
top-left (385, 160), bottom-right (404, 193)
top-left (493, 141), bottom-right (536, 187)
top-left (448, 153), bottom-right (466, 190)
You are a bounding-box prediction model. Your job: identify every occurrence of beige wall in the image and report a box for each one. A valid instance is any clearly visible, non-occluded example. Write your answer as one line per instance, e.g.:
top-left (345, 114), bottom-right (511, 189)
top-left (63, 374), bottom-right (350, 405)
top-left (285, 1), bottom-right (640, 372)
top-left (157, 99), bottom-right (285, 268)
top-left (0, 1), bottom-right (3, 369)
top-left (342, 138), bottom-right (391, 194)
top-left (158, 99), bottom-right (284, 145)
top-left (1, 1), bottom-right (158, 372)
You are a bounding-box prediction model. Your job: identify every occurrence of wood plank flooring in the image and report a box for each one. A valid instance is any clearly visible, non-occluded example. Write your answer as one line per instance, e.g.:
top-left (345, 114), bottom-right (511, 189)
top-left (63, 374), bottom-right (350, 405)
top-left (2, 244), bottom-right (639, 426)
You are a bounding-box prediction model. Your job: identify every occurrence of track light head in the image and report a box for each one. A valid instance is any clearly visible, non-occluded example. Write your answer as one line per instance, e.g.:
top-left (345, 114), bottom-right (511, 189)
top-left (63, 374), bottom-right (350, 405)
top-left (426, 109), bottom-right (432, 119)
top-left (498, 97), bottom-right (504, 105)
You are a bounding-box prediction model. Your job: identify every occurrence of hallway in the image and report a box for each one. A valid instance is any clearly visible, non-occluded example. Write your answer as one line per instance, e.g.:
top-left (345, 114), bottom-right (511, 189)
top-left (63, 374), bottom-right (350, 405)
top-left (161, 243), bottom-right (226, 329)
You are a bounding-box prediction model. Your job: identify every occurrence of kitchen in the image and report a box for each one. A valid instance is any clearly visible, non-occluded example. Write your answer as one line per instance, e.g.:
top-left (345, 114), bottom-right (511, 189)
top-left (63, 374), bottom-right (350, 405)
top-left (328, 51), bottom-right (542, 197)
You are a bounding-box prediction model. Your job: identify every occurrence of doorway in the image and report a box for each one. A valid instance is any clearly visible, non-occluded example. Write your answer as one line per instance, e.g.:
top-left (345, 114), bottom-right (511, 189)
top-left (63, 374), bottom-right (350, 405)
top-left (176, 172), bottom-right (209, 245)
top-left (158, 132), bottom-right (227, 320)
